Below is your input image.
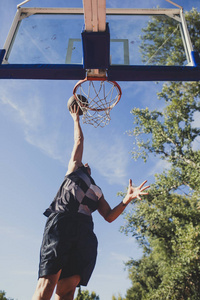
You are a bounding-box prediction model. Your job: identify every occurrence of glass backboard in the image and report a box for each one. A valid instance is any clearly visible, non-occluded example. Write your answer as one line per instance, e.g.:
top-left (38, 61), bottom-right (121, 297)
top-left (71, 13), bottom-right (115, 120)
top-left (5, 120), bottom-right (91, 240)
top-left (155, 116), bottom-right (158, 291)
top-left (2, 7), bottom-right (193, 67)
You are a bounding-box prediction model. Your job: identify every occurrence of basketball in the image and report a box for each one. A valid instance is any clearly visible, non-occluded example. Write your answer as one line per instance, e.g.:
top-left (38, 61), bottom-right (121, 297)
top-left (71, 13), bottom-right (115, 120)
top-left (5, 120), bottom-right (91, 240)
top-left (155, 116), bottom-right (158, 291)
top-left (67, 95), bottom-right (88, 115)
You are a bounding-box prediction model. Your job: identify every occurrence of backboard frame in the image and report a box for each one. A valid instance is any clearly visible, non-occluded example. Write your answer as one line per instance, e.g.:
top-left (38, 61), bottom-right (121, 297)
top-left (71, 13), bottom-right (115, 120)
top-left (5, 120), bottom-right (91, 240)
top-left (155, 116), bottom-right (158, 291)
top-left (0, 6), bottom-right (200, 81)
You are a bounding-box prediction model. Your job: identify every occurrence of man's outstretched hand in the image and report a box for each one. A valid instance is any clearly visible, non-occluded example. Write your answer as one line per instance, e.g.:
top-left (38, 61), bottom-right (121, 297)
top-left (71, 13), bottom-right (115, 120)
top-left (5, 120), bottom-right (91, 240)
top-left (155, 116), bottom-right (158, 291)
top-left (70, 104), bottom-right (80, 122)
top-left (123, 179), bottom-right (150, 206)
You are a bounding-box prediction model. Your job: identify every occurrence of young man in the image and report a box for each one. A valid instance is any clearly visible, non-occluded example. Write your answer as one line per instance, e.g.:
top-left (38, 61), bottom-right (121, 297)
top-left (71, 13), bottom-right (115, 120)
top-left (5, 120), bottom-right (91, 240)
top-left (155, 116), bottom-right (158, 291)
top-left (32, 104), bottom-right (149, 300)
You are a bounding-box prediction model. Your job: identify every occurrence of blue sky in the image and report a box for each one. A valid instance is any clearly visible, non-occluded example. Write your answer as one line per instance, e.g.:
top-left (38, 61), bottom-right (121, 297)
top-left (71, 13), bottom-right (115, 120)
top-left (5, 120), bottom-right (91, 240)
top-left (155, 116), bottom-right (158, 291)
top-left (1, 1), bottom-right (200, 300)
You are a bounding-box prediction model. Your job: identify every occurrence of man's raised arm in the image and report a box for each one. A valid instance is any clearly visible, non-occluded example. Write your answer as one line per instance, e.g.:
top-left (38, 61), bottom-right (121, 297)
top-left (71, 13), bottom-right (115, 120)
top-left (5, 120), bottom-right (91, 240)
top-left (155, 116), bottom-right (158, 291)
top-left (66, 105), bottom-right (84, 175)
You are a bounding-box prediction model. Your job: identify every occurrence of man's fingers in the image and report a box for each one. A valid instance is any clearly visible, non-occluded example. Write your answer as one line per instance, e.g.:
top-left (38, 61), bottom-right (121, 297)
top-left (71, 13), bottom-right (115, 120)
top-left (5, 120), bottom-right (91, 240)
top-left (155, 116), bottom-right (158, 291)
top-left (141, 185), bottom-right (150, 192)
top-left (70, 105), bottom-right (75, 113)
top-left (139, 180), bottom-right (148, 189)
top-left (70, 104), bottom-right (80, 117)
top-left (129, 179), bottom-right (132, 187)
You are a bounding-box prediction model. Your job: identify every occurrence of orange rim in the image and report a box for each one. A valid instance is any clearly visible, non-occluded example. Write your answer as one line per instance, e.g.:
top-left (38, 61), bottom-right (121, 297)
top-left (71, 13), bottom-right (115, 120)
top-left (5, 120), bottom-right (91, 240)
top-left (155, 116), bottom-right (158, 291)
top-left (73, 77), bottom-right (122, 112)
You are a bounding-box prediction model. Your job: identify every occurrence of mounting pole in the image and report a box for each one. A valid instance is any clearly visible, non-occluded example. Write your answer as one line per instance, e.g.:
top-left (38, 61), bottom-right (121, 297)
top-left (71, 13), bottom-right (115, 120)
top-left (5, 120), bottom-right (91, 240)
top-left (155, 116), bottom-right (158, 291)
top-left (17, 0), bottom-right (31, 9)
top-left (165, 0), bottom-right (183, 9)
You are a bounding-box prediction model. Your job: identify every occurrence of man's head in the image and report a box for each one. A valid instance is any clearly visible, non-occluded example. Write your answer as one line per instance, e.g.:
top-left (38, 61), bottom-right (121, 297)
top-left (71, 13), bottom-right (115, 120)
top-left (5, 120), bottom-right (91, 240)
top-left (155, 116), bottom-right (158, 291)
top-left (84, 163), bottom-right (91, 175)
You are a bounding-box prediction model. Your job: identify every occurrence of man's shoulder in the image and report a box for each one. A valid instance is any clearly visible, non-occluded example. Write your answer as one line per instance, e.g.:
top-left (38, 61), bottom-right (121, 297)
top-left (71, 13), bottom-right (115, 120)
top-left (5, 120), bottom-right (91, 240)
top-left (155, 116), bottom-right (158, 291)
top-left (66, 161), bottom-right (83, 176)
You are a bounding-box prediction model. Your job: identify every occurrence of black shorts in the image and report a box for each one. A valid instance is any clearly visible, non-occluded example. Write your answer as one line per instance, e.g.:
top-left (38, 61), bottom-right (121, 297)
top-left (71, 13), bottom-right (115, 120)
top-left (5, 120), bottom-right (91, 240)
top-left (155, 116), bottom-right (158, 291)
top-left (38, 212), bottom-right (98, 286)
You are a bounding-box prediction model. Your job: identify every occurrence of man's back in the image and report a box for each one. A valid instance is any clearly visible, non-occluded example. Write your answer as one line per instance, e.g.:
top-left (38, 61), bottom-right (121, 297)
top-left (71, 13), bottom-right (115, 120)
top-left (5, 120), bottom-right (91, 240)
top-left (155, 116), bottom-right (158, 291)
top-left (44, 166), bottom-right (102, 217)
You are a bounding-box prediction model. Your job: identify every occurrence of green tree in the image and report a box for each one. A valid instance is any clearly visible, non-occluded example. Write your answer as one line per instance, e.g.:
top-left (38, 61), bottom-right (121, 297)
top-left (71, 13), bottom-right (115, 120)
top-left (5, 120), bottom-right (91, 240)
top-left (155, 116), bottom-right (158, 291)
top-left (112, 294), bottom-right (126, 300)
top-left (75, 287), bottom-right (100, 300)
top-left (0, 291), bottom-right (14, 300)
top-left (121, 8), bottom-right (200, 300)
top-left (140, 8), bottom-right (200, 66)
top-left (0, 291), bottom-right (7, 300)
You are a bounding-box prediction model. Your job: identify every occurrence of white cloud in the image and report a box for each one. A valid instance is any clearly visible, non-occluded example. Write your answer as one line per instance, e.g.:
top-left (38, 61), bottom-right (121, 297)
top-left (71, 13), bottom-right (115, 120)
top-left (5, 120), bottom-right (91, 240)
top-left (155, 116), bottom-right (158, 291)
top-left (0, 225), bottom-right (26, 240)
top-left (0, 80), bottom-right (74, 162)
top-left (120, 80), bottom-right (164, 113)
top-left (111, 251), bottom-right (130, 263)
top-left (0, 225), bottom-right (41, 248)
top-left (94, 273), bottom-right (120, 280)
top-left (25, 127), bottom-right (70, 165)
top-left (148, 159), bottom-right (171, 176)
top-left (84, 135), bottom-right (129, 185)
top-left (1, 92), bottom-right (43, 128)
top-left (11, 270), bottom-right (36, 276)
top-left (1, 91), bottom-right (63, 159)
top-left (0, 81), bottom-right (129, 185)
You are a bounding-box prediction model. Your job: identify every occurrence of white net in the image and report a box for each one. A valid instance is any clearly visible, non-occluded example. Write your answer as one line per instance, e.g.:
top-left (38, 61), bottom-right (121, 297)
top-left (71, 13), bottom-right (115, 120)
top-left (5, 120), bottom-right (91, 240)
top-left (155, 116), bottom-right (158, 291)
top-left (74, 79), bottom-right (121, 128)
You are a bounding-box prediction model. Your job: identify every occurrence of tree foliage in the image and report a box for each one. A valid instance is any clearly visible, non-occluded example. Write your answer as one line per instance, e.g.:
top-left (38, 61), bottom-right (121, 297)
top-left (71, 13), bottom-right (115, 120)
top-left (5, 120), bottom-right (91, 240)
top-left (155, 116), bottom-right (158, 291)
top-left (121, 9), bottom-right (200, 300)
top-left (0, 291), bottom-right (7, 300)
top-left (112, 294), bottom-right (126, 300)
top-left (140, 8), bottom-right (200, 66)
top-left (0, 291), bottom-right (14, 300)
top-left (75, 287), bottom-right (100, 300)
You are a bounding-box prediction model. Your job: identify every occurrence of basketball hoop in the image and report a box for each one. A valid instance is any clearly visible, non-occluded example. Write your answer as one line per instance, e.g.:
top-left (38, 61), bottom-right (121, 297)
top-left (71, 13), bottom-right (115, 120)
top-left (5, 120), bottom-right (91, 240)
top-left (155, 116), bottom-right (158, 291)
top-left (73, 77), bottom-right (122, 128)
